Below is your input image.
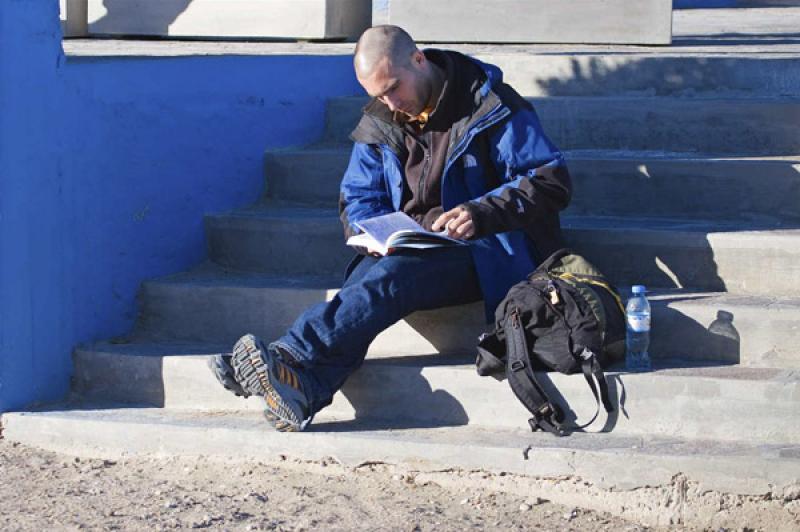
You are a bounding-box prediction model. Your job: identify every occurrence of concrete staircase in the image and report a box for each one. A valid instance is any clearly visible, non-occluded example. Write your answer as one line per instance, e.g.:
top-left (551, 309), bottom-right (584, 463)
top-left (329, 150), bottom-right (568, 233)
top-left (5, 12), bottom-right (800, 527)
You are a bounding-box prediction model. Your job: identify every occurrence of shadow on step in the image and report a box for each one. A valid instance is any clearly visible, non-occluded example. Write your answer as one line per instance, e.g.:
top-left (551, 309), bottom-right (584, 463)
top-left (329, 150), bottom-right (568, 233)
top-left (650, 294), bottom-right (741, 366)
top-left (568, 228), bottom-right (729, 294)
top-left (89, 0), bottom-right (194, 37)
top-left (314, 361), bottom-right (470, 432)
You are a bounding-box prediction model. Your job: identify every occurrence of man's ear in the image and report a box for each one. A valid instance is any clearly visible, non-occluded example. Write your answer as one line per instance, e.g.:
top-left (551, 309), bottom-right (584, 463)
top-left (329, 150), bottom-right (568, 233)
top-left (411, 50), bottom-right (425, 68)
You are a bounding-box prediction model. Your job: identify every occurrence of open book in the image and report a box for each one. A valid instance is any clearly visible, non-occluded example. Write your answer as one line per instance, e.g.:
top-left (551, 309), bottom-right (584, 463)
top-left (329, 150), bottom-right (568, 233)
top-left (346, 212), bottom-right (467, 255)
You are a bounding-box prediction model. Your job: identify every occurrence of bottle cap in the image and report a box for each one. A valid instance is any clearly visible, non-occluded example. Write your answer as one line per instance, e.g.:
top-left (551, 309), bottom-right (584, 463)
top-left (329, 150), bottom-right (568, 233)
top-left (632, 285), bottom-right (646, 294)
top-left (717, 310), bottom-right (734, 321)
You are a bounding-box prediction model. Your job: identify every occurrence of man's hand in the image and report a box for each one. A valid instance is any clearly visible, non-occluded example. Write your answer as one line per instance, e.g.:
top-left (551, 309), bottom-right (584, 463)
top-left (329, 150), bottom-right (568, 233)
top-left (432, 206), bottom-right (475, 239)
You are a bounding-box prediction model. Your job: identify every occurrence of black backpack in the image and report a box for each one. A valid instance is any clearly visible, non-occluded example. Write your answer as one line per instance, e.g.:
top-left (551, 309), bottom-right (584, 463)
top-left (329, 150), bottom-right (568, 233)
top-left (476, 248), bottom-right (626, 436)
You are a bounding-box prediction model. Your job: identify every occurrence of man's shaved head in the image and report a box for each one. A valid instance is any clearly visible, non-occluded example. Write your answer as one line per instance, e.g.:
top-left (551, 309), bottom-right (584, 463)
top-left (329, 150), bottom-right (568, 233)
top-left (354, 25), bottom-right (418, 80)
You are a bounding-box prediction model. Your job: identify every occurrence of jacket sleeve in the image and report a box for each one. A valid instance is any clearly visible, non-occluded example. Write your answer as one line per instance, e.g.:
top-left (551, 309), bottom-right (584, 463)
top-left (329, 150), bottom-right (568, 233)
top-left (338, 142), bottom-right (395, 243)
top-left (459, 103), bottom-right (572, 239)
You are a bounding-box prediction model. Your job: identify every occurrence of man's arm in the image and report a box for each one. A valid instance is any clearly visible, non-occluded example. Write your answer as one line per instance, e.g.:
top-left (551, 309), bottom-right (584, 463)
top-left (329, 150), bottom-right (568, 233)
top-left (443, 102), bottom-right (572, 240)
top-left (338, 142), bottom-right (396, 246)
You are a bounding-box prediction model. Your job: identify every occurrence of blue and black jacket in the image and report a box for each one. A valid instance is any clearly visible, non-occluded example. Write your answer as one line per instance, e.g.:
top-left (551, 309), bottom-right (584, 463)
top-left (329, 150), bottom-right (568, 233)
top-left (339, 50), bottom-right (572, 320)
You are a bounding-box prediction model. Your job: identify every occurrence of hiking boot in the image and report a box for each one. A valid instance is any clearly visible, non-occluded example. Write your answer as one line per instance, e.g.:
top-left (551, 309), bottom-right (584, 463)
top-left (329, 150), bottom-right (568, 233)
top-left (207, 353), bottom-right (251, 398)
top-left (231, 334), bottom-right (314, 432)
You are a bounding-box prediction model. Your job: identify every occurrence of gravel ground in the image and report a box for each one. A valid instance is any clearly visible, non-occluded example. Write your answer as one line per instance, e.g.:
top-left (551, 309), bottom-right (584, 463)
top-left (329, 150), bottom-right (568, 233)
top-left (0, 437), bottom-right (677, 532)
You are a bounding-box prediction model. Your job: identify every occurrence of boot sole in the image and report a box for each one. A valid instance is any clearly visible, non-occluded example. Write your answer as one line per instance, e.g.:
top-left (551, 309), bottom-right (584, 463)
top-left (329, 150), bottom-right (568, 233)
top-left (206, 355), bottom-right (250, 398)
top-left (231, 334), bottom-right (309, 432)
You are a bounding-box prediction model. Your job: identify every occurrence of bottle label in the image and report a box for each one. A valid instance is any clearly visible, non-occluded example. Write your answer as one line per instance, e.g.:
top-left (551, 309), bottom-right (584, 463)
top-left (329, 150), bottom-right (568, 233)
top-left (627, 313), bottom-right (650, 333)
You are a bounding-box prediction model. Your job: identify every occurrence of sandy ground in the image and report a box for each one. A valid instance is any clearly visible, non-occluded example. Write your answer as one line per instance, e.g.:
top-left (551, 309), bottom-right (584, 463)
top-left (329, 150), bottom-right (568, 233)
top-left (0, 437), bottom-right (681, 532)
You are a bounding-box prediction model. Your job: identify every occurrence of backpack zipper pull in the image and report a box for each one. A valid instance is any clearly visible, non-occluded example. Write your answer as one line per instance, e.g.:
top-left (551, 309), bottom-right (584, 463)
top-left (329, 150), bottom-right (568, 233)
top-left (510, 308), bottom-right (521, 329)
top-left (547, 281), bottom-right (560, 305)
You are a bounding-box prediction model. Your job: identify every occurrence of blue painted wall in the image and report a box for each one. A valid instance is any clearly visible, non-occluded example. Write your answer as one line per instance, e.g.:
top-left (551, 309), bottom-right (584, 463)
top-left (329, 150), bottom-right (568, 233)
top-left (0, 0), bottom-right (362, 412)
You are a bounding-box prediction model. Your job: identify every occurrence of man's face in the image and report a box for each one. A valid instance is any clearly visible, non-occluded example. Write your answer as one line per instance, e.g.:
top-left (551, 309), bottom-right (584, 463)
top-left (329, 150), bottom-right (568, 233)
top-left (358, 53), bottom-right (431, 118)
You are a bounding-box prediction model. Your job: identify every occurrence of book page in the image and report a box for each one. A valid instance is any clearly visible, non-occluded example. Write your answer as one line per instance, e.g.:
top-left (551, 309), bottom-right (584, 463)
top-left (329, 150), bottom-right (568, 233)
top-left (354, 212), bottom-right (427, 245)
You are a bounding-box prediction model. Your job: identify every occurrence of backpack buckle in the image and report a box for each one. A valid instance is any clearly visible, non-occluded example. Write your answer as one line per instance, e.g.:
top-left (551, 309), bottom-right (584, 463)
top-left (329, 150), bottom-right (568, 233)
top-left (510, 360), bottom-right (526, 372)
top-left (528, 403), bottom-right (565, 437)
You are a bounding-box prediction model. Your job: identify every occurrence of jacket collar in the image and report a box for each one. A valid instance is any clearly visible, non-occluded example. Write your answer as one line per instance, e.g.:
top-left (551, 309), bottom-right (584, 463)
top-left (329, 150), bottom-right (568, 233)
top-left (350, 49), bottom-right (506, 156)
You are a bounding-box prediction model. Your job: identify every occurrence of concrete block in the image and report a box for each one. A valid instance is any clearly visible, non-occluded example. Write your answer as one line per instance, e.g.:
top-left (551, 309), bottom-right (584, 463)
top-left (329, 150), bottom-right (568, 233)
top-left (389, 0), bottom-right (672, 45)
top-left (264, 148), bottom-right (350, 205)
top-left (649, 291), bottom-right (800, 369)
top-left (134, 267), bottom-right (487, 356)
top-left (469, 53), bottom-right (800, 98)
top-left (204, 206), bottom-right (800, 296)
top-left (86, 0), bottom-right (371, 40)
top-left (4, 408), bottom-right (800, 508)
top-left (71, 343), bottom-right (800, 444)
top-left (264, 148), bottom-right (800, 222)
top-left (325, 96), bottom-right (800, 155)
top-left (562, 216), bottom-right (800, 296)
top-left (132, 267), bottom-right (800, 368)
top-left (204, 207), bottom-right (351, 276)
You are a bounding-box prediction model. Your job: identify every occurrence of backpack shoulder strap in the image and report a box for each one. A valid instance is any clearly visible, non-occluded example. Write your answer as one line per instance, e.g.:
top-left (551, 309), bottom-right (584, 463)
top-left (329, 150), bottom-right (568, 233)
top-left (504, 307), bottom-right (565, 437)
top-left (505, 310), bottom-right (616, 434)
top-left (569, 348), bottom-right (615, 431)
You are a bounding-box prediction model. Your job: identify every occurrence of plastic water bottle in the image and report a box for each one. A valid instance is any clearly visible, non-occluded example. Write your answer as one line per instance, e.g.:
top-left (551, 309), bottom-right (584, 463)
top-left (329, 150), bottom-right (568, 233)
top-left (625, 285), bottom-right (652, 371)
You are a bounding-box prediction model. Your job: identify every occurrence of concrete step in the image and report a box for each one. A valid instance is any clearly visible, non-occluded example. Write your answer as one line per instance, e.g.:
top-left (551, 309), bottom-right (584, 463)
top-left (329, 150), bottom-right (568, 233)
top-left (264, 148), bottom-right (800, 222)
top-left (323, 96), bottom-right (800, 156)
top-left (72, 342), bottom-right (800, 445)
top-left (133, 267), bottom-right (800, 368)
top-left (62, 38), bottom-right (800, 97)
top-left (134, 266), bottom-right (487, 358)
top-left (468, 52), bottom-right (800, 98)
top-left (563, 215), bottom-right (800, 295)
top-left (4, 407), bottom-right (800, 529)
top-left (205, 206), bottom-right (800, 295)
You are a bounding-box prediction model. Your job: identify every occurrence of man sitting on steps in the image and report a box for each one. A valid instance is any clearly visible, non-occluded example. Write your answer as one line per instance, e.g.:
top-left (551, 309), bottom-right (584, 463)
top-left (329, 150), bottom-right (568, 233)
top-left (208, 25), bottom-right (572, 432)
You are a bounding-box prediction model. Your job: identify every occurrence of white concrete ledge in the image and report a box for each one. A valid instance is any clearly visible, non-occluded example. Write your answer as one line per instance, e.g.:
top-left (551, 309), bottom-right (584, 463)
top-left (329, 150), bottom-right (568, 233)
top-left (84, 0), bottom-right (371, 40)
top-left (390, 0), bottom-right (673, 45)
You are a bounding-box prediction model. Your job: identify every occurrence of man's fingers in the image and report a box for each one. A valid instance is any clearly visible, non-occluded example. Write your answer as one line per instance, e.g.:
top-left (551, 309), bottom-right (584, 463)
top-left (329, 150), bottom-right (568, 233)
top-left (445, 210), bottom-right (470, 230)
top-left (452, 220), bottom-right (474, 239)
top-left (431, 209), bottom-right (460, 231)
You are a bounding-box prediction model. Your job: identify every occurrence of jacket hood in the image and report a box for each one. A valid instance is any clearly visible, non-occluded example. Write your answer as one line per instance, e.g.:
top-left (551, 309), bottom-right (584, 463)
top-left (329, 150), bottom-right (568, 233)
top-left (467, 55), bottom-right (504, 98)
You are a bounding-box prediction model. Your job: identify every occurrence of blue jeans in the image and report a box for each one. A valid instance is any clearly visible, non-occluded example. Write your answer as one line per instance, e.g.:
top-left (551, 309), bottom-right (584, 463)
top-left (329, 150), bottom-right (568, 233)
top-left (271, 246), bottom-right (483, 414)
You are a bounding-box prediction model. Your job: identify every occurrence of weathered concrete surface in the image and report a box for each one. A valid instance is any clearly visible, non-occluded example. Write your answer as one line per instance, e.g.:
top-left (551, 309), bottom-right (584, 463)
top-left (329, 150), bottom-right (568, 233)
top-left (325, 96), bottom-right (800, 155)
top-left (4, 407), bottom-right (800, 530)
top-left (132, 267), bottom-right (800, 368)
top-left (85, 0), bottom-right (371, 40)
top-left (264, 148), bottom-right (800, 222)
top-left (564, 216), bottom-right (800, 295)
top-left (389, 0), bottom-right (672, 45)
top-left (59, 0), bottom-right (88, 37)
top-left (62, 38), bottom-right (800, 60)
top-left (203, 206), bottom-right (800, 295)
top-left (134, 267), bottom-right (487, 356)
top-left (204, 206), bottom-right (350, 277)
top-left (673, 6), bottom-right (800, 38)
top-left (71, 343), bottom-right (800, 443)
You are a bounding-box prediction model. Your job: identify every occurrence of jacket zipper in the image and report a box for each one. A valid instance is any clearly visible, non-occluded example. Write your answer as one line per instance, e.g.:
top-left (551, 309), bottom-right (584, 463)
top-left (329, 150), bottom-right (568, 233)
top-left (419, 132), bottom-right (432, 205)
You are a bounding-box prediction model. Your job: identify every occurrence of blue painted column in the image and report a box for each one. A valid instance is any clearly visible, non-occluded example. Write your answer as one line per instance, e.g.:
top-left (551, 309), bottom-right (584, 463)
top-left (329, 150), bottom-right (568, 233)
top-left (0, 0), bottom-right (70, 411)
